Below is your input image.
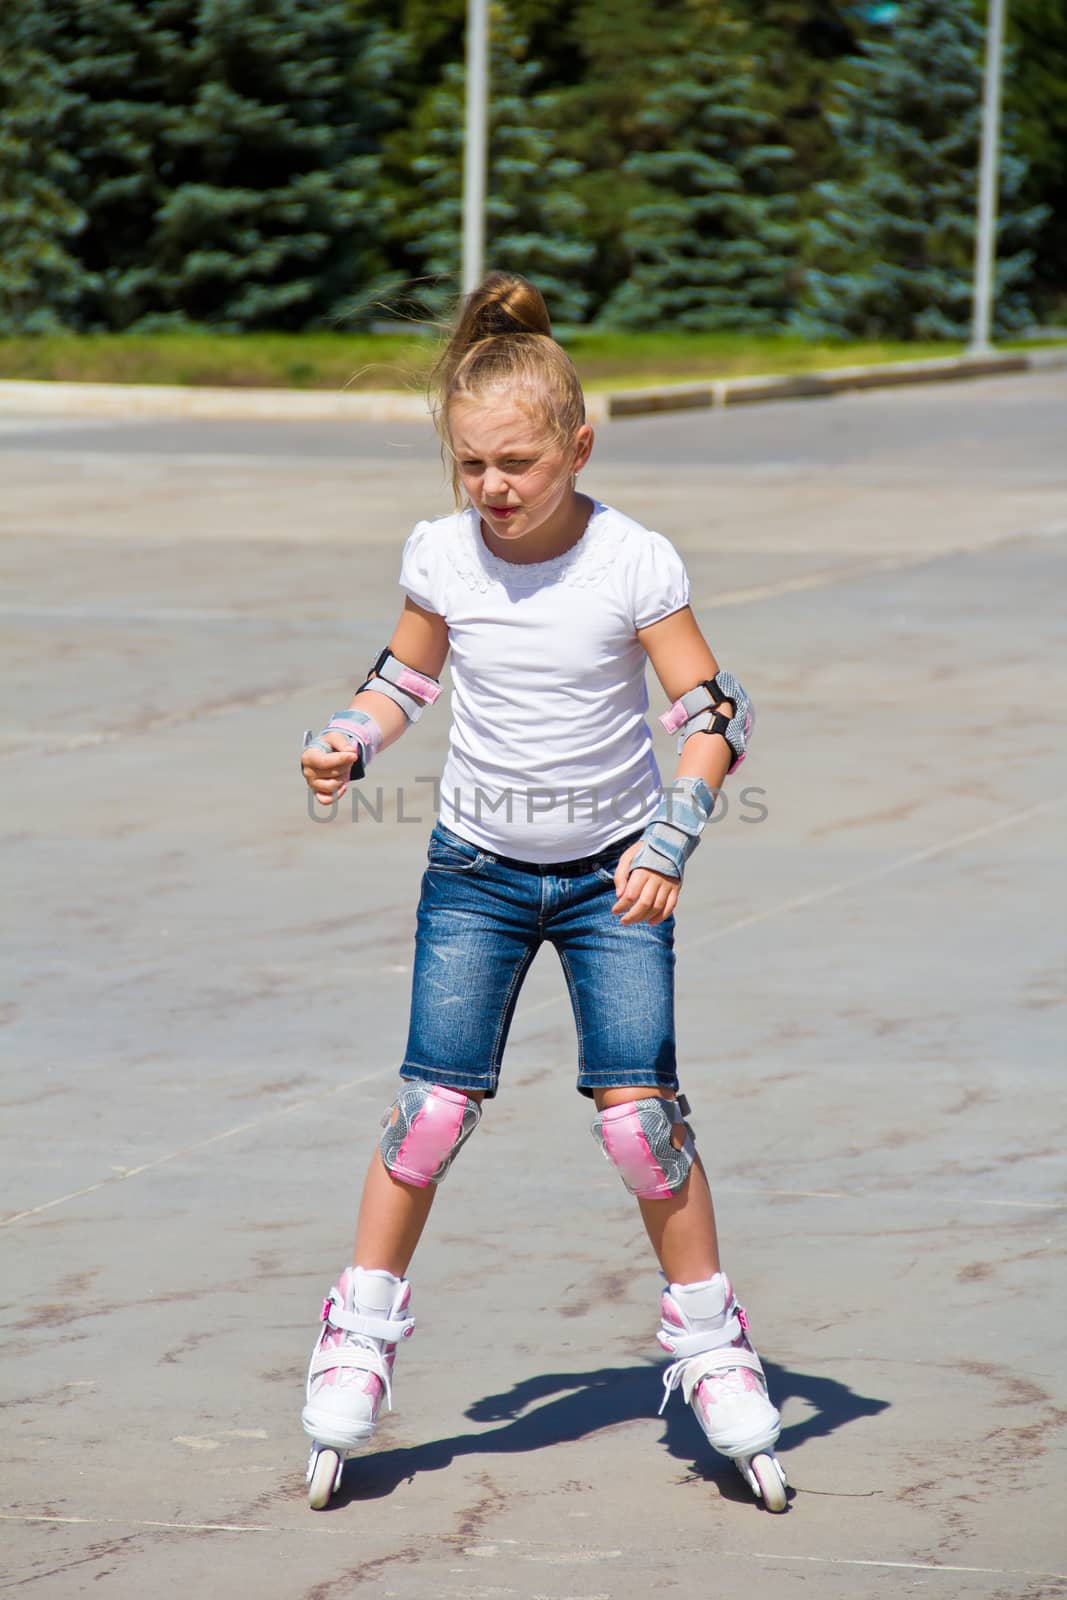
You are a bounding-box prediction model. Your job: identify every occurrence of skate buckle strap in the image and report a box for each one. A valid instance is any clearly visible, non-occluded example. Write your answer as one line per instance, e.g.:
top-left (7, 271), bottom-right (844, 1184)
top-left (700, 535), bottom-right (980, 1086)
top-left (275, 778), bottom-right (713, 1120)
top-left (658, 1345), bottom-right (767, 1414)
top-left (323, 1300), bottom-right (416, 1344)
top-left (656, 1310), bottom-right (744, 1362)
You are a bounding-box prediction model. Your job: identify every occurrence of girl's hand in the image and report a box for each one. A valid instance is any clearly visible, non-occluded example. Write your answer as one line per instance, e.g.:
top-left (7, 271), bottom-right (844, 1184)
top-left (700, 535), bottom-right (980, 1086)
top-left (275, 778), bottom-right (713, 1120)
top-left (301, 732), bottom-right (359, 805)
top-left (611, 840), bottom-right (680, 926)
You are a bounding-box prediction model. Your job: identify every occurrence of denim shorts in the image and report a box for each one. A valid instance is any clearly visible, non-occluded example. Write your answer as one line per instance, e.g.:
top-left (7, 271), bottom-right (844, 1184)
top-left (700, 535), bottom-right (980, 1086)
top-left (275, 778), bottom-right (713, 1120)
top-left (400, 823), bottom-right (677, 1099)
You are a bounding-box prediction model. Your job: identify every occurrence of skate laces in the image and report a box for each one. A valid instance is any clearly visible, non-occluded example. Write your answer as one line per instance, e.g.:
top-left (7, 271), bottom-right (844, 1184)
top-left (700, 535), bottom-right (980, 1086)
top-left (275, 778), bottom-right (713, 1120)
top-left (333, 1325), bottom-right (396, 1410)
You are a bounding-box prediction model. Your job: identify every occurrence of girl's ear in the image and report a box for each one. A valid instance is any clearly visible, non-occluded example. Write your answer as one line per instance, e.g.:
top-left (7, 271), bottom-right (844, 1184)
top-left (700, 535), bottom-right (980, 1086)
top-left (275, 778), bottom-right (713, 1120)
top-left (573, 424), bottom-right (595, 474)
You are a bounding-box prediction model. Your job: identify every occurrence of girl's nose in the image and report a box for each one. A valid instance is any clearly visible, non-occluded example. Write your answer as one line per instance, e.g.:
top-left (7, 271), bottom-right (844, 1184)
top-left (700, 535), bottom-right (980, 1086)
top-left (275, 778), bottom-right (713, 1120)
top-left (483, 466), bottom-right (508, 496)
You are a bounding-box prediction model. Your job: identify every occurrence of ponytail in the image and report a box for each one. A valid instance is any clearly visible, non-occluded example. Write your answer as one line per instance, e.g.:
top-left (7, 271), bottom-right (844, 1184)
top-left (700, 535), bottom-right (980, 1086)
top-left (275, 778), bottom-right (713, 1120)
top-left (431, 273), bottom-right (586, 503)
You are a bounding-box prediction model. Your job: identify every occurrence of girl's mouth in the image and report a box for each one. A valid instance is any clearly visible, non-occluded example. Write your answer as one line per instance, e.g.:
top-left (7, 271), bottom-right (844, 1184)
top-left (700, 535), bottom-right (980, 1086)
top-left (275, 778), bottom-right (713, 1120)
top-left (486, 505), bottom-right (518, 520)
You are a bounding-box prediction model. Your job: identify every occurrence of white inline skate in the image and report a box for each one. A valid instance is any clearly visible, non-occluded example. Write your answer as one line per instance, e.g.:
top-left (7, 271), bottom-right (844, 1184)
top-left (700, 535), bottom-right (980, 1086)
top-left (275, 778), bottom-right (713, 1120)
top-left (301, 1265), bottom-right (415, 1509)
top-left (658, 1273), bottom-right (788, 1512)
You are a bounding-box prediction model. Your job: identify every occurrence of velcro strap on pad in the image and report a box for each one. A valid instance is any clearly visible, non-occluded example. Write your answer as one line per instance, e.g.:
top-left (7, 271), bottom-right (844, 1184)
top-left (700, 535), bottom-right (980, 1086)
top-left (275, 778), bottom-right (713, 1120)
top-left (658, 782), bottom-right (714, 838)
top-left (629, 777), bottom-right (715, 883)
top-left (630, 831), bottom-right (685, 879)
top-left (659, 684), bottom-right (716, 739)
top-left (360, 649), bottom-right (441, 723)
top-left (660, 683), bottom-right (716, 735)
top-left (682, 709), bottom-right (732, 743)
top-left (630, 827), bottom-right (687, 880)
top-left (324, 709), bottom-right (383, 769)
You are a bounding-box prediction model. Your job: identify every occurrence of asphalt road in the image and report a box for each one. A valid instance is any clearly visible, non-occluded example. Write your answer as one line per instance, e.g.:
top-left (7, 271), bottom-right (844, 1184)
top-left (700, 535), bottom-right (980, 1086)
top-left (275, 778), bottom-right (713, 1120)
top-left (2, 371), bottom-right (1065, 1598)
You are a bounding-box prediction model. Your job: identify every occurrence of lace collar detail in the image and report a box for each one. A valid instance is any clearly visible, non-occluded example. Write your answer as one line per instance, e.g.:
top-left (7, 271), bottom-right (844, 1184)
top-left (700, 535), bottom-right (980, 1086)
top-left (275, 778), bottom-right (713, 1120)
top-left (446, 504), bottom-right (615, 594)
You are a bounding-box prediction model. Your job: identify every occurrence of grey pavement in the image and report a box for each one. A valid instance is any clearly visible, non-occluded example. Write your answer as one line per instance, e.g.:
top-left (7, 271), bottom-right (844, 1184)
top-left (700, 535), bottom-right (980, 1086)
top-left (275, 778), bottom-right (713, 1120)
top-left (2, 372), bottom-right (1066, 1598)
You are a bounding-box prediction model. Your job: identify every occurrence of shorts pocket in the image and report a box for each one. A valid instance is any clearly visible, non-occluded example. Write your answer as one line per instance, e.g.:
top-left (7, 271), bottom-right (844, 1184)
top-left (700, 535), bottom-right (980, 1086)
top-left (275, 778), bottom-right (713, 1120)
top-left (427, 828), bottom-right (487, 874)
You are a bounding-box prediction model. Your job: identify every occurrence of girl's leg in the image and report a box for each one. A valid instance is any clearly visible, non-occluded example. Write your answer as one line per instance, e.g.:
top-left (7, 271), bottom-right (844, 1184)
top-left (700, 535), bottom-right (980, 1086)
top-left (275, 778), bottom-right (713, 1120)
top-left (592, 1085), bottom-right (785, 1504)
top-left (352, 1091), bottom-right (486, 1276)
top-left (592, 1085), bottom-right (720, 1283)
top-left (349, 826), bottom-right (539, 1278)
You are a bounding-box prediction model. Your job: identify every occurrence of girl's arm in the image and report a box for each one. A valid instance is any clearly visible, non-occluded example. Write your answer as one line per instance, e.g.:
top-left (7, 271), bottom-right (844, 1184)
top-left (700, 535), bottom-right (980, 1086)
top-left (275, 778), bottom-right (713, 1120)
top-left (639, 607), bottom-right (735, 794)
top-left (302, 599), bottom-right (450, 805)
top-left (610, 607), bottom-right (736, 924)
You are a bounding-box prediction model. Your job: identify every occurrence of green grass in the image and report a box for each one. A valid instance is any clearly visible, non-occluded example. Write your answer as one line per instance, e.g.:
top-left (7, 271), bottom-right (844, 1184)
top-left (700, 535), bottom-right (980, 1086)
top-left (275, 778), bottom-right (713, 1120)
top-left (0, 327), bottom-right (1043, 393)
top-left (0, 330), bottom-right (434, 392)
top-left (565, 331), bottom-right (966, 389)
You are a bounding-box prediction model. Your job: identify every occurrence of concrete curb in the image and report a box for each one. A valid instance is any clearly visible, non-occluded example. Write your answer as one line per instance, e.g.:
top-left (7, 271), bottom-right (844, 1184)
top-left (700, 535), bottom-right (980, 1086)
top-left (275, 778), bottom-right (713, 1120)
top-left (604, 346), bottom-right (1067, 418)
top-left (0, 378), bottom-right (434, 423)
top-left (0, 347), bottom-right (1062, 426)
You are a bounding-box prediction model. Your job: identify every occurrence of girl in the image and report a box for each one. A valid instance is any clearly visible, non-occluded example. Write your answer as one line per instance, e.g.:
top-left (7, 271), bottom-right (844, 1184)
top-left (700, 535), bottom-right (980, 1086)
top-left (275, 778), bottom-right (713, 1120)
top-left (298, 274), bottom-right (787, 1512)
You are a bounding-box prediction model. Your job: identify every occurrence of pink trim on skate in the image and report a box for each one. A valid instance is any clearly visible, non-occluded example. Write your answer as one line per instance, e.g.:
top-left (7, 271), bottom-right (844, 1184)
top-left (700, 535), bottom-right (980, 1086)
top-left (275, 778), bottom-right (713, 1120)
top-left (660, 1293), bottom-right (684, 1327)
top-left (392, 667), bottom-right (440, 703)
top-left (392, 1086), bottom-right (467, 1187)
top-left (599, 1103), bottom-right (671, 1199)
top-left (693, 1363), bottom-right (764, 1422)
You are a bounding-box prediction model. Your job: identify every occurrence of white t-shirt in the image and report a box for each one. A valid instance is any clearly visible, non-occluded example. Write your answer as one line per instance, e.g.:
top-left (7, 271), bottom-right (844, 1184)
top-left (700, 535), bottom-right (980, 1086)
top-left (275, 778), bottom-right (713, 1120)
top-left (398, 501), bottom-right (690, 863)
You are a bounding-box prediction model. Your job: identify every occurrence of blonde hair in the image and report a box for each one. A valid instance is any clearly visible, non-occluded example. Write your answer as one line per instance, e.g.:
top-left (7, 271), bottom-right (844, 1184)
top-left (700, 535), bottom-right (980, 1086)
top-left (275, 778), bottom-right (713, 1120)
top-left (431, 272), bottom-right (586, 504)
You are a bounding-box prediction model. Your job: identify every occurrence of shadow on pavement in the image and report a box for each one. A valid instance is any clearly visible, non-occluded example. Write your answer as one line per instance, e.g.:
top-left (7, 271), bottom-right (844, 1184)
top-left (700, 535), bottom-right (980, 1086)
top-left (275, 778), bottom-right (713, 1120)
top-left (329, 1359), bottom-right (888, 1507)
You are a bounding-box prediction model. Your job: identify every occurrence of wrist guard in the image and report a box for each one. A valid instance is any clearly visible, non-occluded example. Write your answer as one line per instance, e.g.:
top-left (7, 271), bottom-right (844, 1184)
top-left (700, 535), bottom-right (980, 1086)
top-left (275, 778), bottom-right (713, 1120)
top-left (304, 709), bottom-right (383, 781)
top-left (629, 776), bottom-right (715, 882)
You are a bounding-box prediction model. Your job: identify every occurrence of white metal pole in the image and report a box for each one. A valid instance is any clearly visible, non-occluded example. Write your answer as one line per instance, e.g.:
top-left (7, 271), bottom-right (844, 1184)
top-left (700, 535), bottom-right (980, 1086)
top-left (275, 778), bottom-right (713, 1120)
top-left (462, 0), bottom-right (489, 297)
top-left (970, 0), bottom-right (1007, 354)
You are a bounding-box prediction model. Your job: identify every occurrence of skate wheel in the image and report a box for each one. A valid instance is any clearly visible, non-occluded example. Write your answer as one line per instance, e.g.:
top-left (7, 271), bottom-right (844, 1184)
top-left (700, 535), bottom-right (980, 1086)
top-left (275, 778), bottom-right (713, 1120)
top-left (750, 1452), bottom-right (788, 1513)
top-left (307, 1448), bottom-right (341, 1510)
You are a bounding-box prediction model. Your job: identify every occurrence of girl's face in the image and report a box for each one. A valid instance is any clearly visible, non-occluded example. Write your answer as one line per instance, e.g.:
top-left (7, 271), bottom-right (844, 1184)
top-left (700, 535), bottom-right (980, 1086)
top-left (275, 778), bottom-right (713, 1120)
top-left (449, 399), bottom-right (593, 548)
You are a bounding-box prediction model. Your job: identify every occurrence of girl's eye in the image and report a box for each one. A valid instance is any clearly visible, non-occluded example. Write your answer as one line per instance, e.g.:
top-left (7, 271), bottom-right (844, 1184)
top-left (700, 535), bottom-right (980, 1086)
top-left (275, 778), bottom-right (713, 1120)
top-left (503, 459), bottom-right (532, 471)
top-left (460, 460), bottom-right (483, 471)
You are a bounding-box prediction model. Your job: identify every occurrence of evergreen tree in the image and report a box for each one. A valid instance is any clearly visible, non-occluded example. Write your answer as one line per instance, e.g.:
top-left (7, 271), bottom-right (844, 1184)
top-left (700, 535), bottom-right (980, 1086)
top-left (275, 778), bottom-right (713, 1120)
top-left (0, 1), bottom-right (89, 333)
top-left (400, 15), bottom-right (593, 324)
top-left (1007, 0), bottom-right (1067, 316)
top-left (742, 1), bottom-right (859, 201)
top-left (599, 3), bottom-right (797, 330)
top-left (798, 0), bottom-right (1044, 338)
top-left (5, 0), bottom-right (403, 331)
top-left (555, 0), bottom-right (690, 314)
top-left (34, 0), bottom-right (196, 330)
top-left (7, 0), bottom-right (1061, 336)
top-left (151, 0), bottom-right (404, 328)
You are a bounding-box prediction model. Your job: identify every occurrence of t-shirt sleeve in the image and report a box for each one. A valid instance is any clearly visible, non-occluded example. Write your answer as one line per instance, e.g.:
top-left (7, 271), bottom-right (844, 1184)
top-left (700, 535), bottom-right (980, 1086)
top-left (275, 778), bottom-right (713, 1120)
top-left (631, 530), bottom-right (691, 629)
top-left (398, 521), bottom-right (441, 614)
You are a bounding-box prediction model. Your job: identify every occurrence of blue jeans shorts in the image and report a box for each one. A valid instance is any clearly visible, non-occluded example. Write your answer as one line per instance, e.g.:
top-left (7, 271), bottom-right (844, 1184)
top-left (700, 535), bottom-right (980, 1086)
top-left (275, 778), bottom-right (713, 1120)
top-left (400, 823), bottom-right (677, 1099)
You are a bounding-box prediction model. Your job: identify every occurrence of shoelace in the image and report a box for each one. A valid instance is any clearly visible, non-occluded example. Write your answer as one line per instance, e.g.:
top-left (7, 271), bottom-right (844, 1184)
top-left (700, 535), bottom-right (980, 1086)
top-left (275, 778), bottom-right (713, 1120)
top-left (337, 1332), bottom-right (396, 1411)
top-left (659, 1354), bottom-right (704, 1414)
top-left (316, 1299), bottom-right (406, 1412)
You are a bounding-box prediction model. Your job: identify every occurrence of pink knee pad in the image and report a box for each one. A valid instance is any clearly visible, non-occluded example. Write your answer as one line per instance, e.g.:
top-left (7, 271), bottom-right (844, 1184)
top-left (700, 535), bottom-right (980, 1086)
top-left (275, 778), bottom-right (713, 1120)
top-left (379, 1084), bottom-right (482, 1188)
top-left (591, 1095), bottom-right (695, 1199)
